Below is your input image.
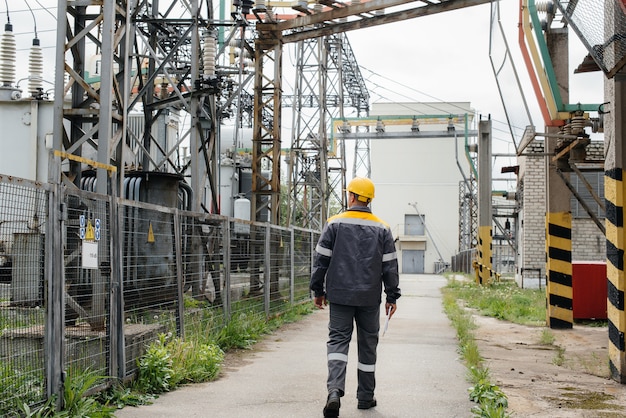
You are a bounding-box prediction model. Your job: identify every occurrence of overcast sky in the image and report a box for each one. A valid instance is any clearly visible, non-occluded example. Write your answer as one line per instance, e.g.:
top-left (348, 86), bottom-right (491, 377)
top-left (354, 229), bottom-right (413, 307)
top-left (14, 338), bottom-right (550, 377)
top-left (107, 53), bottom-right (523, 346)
top-left (6, 0), bottom-right (605, 190)
top-left (346, 2), bottom-right (603, 143)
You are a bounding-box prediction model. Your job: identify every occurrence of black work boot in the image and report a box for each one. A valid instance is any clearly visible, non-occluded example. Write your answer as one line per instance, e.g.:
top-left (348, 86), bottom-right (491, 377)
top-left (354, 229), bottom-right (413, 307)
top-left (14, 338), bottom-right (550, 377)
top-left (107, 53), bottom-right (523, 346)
top-left (323, 390), bottom-right (341, 417)
top-left (357, 397), bottom-right (377, 410)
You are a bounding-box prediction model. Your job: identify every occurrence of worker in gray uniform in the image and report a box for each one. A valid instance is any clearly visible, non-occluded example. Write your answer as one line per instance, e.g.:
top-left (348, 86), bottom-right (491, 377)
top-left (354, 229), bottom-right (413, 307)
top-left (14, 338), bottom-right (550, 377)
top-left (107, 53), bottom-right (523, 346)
top-left (310, 177), bottom-right (401, 418)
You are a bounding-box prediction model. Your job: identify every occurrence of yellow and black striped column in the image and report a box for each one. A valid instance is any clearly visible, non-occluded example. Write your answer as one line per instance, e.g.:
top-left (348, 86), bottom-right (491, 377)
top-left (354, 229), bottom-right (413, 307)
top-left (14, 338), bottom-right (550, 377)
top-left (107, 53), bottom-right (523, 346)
top-left (477, 226), bottom-right (492, 285)
top-left (476, 119), bottom-right (493, 286)
top-left (545, 212), bottom-right (573, 329)
top-left (605, 168), bottom-right (626, 383)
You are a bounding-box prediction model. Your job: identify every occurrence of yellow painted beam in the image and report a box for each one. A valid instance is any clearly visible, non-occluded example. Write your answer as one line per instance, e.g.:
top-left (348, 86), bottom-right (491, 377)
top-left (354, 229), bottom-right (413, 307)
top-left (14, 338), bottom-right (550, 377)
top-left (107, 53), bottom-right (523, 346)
top-left (522, 1), bottom-right (559, 121)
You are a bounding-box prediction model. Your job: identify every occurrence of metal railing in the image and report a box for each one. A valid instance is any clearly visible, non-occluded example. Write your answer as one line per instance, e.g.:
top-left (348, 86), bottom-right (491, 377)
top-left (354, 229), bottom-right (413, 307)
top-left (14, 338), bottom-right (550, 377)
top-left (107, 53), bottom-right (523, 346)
top-left (0, 174), bottom-right (319, 414)
top-left (451, 245), bottom-right (516, 278)
top-left (451, 248), bottom-right (477, 275)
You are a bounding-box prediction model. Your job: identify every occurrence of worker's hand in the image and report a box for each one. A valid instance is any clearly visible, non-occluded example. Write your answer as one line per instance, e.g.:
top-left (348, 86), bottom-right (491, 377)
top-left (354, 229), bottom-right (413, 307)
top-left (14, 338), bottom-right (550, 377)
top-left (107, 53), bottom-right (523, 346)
top-left (314, 295), bottom-right (327, 309)
top-left (385, 302), bottom-right (397, 319)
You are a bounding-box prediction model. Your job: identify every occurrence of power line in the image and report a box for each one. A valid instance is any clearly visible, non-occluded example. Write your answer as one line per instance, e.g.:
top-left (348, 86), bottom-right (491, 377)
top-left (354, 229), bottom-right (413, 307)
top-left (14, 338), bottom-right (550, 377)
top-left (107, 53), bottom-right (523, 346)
top-left (360, 66), bottom-right (520, 147)
top-left (361, 65), bottom-right (516, 129)
top-left (13, 28), bottom-right (55, 37)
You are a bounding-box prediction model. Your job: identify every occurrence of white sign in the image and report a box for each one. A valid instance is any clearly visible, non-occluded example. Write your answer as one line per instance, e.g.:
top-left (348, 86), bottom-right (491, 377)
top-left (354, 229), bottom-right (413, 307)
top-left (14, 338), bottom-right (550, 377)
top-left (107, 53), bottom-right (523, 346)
top-left (82, 241), bottom-right (99, 269)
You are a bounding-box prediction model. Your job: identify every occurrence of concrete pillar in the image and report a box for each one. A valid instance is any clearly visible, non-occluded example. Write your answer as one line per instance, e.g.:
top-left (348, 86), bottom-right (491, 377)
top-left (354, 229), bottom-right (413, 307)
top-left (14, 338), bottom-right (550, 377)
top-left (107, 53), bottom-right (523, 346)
top-left (477, 118), bottom-right (493, 284)
top-left (605, 73), bottom-right (626, 383)
top-left (604, 0), bottom-right (626, 384)
top-left (545, 28), bottom-right (573, 329)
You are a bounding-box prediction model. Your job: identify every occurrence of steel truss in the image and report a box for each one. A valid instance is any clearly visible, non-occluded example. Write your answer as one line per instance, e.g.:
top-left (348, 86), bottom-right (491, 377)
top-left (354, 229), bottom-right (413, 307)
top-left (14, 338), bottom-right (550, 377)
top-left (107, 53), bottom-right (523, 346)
top-left (52, 0), bottom-right (251, 214)
top-left (286, 34), bottom-right (358, 230)
top-left (52, 0), bottom-right (492, 226)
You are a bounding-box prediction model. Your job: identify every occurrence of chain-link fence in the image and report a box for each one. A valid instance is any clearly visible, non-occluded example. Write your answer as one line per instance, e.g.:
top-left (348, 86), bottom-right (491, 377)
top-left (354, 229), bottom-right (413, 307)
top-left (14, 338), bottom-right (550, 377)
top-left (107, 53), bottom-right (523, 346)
top-left (0, 174), bottom-right (319, 415)
top-left (555, 0), bottom-right (626, 78)
top-left (0, 175), bottom-right (49, 414)
top-left (451, 248), bottom-right (476, 275)
top-left (451, 244), bottom-right (516, 278)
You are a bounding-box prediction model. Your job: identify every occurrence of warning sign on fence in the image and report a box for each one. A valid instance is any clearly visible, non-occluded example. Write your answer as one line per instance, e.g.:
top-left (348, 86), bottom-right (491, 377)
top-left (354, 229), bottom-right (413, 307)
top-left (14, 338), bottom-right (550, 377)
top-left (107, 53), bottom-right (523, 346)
top-left (82, 241), bottom-right (98, 269)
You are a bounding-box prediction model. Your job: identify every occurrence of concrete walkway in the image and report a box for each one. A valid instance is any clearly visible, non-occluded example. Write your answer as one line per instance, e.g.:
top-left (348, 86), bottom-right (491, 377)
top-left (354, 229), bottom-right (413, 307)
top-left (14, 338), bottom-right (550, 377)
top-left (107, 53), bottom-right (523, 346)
top-left (114, 274), bottom-right (472, 417)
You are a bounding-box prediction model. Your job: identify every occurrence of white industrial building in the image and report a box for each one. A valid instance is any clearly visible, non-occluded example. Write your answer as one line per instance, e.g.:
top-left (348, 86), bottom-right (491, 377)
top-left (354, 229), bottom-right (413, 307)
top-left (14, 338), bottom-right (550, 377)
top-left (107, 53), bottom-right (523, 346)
top-left (368, 102), bottom-right (474, 274)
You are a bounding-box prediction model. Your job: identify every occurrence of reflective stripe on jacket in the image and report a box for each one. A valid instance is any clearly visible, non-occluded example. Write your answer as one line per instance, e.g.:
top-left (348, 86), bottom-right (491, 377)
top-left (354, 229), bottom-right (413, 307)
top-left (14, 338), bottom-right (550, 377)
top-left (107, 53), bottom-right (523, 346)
top-left (310, 206), bottom-right (401, 306)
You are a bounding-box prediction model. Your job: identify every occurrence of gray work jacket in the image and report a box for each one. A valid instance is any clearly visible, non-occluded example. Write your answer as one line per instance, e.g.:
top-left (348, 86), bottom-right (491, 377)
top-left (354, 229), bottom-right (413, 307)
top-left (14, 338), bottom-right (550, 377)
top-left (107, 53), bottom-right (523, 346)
top-left (310, 206), bottom-right (401, 306)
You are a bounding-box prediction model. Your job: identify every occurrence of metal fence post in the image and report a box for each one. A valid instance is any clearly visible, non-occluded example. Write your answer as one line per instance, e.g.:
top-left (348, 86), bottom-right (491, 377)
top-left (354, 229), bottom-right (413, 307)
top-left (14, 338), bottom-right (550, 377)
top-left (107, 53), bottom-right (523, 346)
top-left (174, 211), bottom-right (184, 338)
top-left (223, 219), bottom-right (231, 321)
top-left (109, 187), bottom-right (126, 379)
top-left (310, 230), bottom-right (316, 299)
top-left (45, 180), bottom-right (65, 408)
top-left (290, 228), bottom-right (295, 304)
top-left (264, 225), bottom-right (271, 317)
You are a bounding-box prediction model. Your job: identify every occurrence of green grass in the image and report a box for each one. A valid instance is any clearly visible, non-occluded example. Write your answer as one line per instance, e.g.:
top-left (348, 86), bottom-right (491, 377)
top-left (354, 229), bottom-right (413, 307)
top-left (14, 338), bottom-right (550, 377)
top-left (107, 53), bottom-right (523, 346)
top-left (21, 301), bottom-right (314, 416)
top-left (552, 346), bottom-right (566, 366)
top-left (443, 275), bottom-right (518, 418)
top-left (445, 277), bottom-right (546, 326)
top-left (214, 310), bottom-right (270, 349)
top-left (468, 366), bottom-right (509, 418)
top-left (539, 328), bottom-right (555, 345)
top-left (18, 368), bottom-right (115, 417)
top-left (0, 362), bottom-right (46, 417)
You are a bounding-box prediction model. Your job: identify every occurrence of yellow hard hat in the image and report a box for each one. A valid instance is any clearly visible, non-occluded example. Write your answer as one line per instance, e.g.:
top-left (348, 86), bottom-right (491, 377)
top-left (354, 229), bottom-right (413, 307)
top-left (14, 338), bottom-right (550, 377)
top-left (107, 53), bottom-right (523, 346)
top-left (346, 177), bottom-right (375, 202)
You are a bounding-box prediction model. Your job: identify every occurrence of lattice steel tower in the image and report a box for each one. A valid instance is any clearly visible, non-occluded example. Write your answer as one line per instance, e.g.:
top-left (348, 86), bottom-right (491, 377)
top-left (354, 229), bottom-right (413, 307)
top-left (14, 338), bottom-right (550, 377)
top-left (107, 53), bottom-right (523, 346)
top-left (286, 33), bottom-right (369, 229)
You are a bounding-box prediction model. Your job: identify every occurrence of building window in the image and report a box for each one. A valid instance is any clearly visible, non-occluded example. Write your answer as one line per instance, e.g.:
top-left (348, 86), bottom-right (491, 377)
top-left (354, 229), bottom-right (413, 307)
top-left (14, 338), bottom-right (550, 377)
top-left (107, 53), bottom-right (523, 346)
top-left (404, 214), bottom-right (425, 236)
top-left (570, 172), bottom-right (604, 219)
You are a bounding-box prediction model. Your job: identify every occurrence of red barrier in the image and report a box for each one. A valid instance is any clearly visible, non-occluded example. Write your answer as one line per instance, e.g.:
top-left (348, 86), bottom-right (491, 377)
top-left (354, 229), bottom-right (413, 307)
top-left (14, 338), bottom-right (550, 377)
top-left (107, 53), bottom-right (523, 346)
top-left (572, 261), bottom-right (607, 320)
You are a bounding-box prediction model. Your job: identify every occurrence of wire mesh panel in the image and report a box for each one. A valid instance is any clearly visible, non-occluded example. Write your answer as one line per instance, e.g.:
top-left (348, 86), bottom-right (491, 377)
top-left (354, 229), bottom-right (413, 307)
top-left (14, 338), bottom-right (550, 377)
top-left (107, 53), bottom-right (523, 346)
top-left (293, 228), bottom-right (315, 303)
top-left (229, 217), bottom-right (252, 302)
top-left (120, 201), bottom-right (179, 378)
top-left (0, 170), bottom-right (320, 409)
top-left (181, 213), bottom-right (227, 339)
top-left (555, 0), bottom-right (626, 77)
top-left (267, 226), bottom-right (292, 315)
top-left (0, 176), bottom-right (48, 415)
top-left (229, 222), bottom-right (267, 317)
top-left (280, 227), bottom-right (294, 304)
top-left (63, 190), bottom-right (112, 386)
top-left (451, 248), bottom-right (477, 274)
top-left (493, 242), bottom-right (516, 275)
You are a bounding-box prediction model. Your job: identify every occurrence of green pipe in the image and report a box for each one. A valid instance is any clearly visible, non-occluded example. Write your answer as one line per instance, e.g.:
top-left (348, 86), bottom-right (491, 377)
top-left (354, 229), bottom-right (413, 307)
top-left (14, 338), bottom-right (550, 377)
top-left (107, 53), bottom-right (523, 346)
top-left (528, 0), bottom-right (564, 110)
top-left (528, 0), bottom-right (601, 114)
top-left (219, 0), bottom-right (225, 48)
top-left (330, 113), bottom-right (471, 144)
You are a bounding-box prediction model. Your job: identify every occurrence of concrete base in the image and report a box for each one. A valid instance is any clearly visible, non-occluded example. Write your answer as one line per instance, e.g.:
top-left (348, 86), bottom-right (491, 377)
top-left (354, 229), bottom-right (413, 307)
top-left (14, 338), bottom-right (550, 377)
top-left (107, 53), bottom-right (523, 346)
top-left (0, 320), bottom-right (165, 376)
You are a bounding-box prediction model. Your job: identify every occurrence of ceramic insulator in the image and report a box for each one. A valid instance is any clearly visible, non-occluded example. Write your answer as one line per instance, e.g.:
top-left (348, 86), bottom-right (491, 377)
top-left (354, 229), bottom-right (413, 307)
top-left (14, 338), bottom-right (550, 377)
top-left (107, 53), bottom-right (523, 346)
top-left (0, 24), bottom-right (16, 87)
top-left (28, 39), bottom-right (43, 96)
top-left (203, 34), bottom-right (216, 76)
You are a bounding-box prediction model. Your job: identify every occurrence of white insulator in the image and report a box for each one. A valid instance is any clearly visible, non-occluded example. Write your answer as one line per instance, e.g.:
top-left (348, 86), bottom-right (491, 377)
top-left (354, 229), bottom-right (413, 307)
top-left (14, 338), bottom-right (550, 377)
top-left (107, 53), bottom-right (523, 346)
top-left (0, 24), bottom-right (16, 87)
top-left (244, 58), bottom-right (254, 68)
top-left (536, 1), bottom-right (555, 17)
top-left (313, 3), bottom-right (323, 13)
top-left (535, 1), bottom-right (552, 13)
top-left (570, 116), bottom-right (587, 135)
top-left (203, 34), bottom-right (216, 76)
top-left (230, 38), bottom-right (241, 48)
top-left (28, 39), bottom-right (44, 96)
top-left (255, 0), bottom-right (266, 11)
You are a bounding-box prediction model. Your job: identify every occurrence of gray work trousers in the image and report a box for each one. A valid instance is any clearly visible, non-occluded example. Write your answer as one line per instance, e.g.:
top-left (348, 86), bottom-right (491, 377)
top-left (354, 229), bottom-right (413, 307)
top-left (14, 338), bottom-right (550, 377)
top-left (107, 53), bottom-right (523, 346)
top-left (327, 303), bottom-right (380, 401)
